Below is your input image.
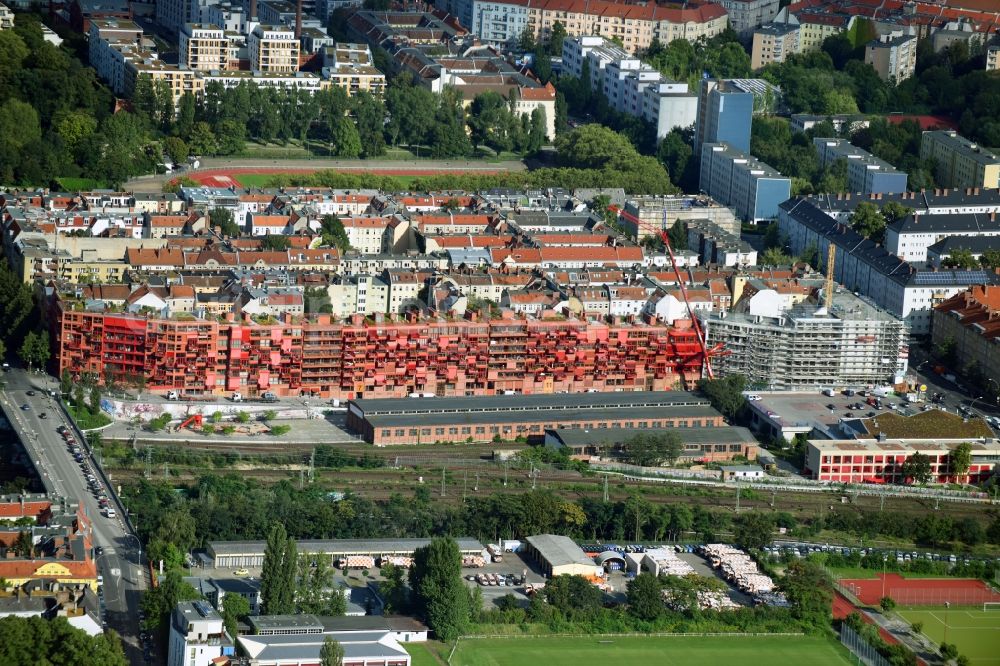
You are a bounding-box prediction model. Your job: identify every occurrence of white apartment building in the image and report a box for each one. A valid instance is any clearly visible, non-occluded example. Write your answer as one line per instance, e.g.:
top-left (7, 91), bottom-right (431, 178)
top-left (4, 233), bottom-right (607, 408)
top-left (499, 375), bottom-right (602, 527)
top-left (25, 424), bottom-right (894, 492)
top-left (321, 43), bottom-right (387, 97)
top-left (778, 197), bottom-right (1000, 334)
top-left (563, 36), bottom-right (696, 139)
top-left (988, 44), bottom-right (999, 72)
top-left (700, 143), bottom-right (792, 223)
top-left (885, 212), bottom-right (1000, 263)
top-left (167, 601), bottom-right (233, 666)
top-left (179, 24), bottom-right (227, 71)
top-left (203, 2), bottom-right (246, 32)
top-left (200, 70), bottom-right (329, 92)
top-left (865, 30), bottom-right (916, 84)
top-left (0, 2), bottom-right (14, 30)
top-left (248, 24), bottom-right (299, 73)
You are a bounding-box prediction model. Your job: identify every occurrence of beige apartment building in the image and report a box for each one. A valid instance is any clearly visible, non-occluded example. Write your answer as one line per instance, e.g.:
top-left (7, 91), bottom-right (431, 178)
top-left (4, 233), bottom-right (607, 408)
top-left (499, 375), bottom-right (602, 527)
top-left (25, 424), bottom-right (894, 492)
top-left (322, 43), bottom-right (387, 97)
top-left (865, 30), bottom-right (916, 83)
top-left (921, 130), bottom-right (1000, 190)
top-left (987, 44), bottom-right (999, 72)
top-left (751, 21), bottom-right (798, 69)
top-left (179, 24), bottom-right (228, 71)
top-left (126, 56), bottom-right (205, 106)
top-left (248, 25), bottom-right (299, 73)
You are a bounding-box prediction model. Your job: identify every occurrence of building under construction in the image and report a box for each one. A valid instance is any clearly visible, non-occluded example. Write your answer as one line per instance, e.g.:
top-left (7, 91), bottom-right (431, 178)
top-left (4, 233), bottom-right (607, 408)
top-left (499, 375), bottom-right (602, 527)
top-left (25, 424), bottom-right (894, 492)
top-left (702, 286), bottom-right (909, 390)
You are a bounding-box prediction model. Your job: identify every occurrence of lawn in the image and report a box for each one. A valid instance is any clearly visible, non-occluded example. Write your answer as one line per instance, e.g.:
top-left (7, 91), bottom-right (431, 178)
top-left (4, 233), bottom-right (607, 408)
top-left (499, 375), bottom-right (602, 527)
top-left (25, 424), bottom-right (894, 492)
top-left (404, 643), bottom-right (445, 666)
top-left (449, 635), bottom-right (855, 666)
top-left (66, 403), bottom-right (112, 430)
top-left (860, 410), bottom-right (992, 439)
top-left (898, 608), bottom-right (1000, 666)
top-left (55, 177), bottom-right (106, 190)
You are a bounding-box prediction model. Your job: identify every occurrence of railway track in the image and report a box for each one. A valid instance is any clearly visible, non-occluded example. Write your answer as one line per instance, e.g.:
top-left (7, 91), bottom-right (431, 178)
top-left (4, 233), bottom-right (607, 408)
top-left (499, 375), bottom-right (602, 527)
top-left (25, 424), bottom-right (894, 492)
top-left (106, 458), bottom-right (985, 524)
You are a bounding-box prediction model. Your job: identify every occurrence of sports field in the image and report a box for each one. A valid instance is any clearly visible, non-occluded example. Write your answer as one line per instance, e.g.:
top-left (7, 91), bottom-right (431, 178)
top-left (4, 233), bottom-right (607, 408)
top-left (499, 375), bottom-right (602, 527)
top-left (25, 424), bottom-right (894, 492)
top-left (898, 608), bottom-right (1000, 666)
top-left (449, 635), bottom-right (854, 666)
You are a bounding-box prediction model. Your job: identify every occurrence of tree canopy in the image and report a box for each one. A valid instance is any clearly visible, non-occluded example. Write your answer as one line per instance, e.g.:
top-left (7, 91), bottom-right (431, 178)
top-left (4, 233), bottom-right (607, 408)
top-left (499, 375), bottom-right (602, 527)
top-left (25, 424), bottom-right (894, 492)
top-left (0, 616), bottom-right (127, 666)
top-left (410, 537), bottom-right (470, 641)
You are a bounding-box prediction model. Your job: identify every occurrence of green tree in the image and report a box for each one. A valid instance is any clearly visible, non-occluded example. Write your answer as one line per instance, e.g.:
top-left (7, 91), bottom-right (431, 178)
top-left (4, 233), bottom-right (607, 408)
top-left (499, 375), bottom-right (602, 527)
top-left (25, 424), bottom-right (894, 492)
top-left (0, 616), bottom-right (128, 666)
top-left (943, 248), bottom-right (979, 270)
top-left (210, 207), bottom-right (241, 237)
top-left (187, 121), bottom-right (218, 156)
top-left (221, 593), bottom-right (250, 638)
top-left (320, 214), bottom-right (350, 252)
top-left (320, 636), bottom-right (344, 666)
top-left (734, 512), bottom-right (774, 551)
top-left (378, 561), bottom-right (410, 613)
top-left (261, 235), bottom-right (290, 251)
top-left (696, 375), bottom-right (748, 421)
top-left (780, 559), bottom-right (833, 627)
top-left (849, 201), bottom-right (887, 242)
top-left (620, 432), bottom-right (683, 467)
top-left (517, 26), bottom-right (535, 52)
top-left (666, 219), bottom-right (688, 251)
top-left (215, 119), bottom-right (247, 155)
top-left (543, 574), bottom-right (603, 615)
top-left (980, 249), bottom-right (1000, 270)
top-left (162, 137), bottom-right (189, 166)
top-left (547, 21), bottom-right (566, 56)
top-left (410, 537), bottom-right (469, 641)
top-left (89, 385), bottom-right (102, 415)
top-left (950, 442), bottom-right (972, 483)
top-left (260, 523), bottom-right (296, 615)
top-left (141, 568), bottom-right (202, 632)
top-left (330, 115), bottom-right (362, 158)
top-left (18, 331), bottom-right (49, 371)
top-left (879, 596), bottom-right (896, 612)
top-left (901, 452), bottom-right (932, 485)
top-left (760, 247), bottom-right (793, 266)
top-left (626, 572), bottom-right (664, 620)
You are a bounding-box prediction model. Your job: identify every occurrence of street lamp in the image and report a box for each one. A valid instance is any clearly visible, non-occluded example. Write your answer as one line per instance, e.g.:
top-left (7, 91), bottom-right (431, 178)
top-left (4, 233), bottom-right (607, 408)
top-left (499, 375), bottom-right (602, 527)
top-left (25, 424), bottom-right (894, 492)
top-left (987, 378), bottom-right (1000, 405)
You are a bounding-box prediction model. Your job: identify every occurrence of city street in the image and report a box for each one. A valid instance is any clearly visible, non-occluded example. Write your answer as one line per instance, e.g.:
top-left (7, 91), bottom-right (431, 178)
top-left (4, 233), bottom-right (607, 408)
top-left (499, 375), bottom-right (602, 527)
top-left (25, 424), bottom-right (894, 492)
top-left (0, 369), bottom-right (149, 664)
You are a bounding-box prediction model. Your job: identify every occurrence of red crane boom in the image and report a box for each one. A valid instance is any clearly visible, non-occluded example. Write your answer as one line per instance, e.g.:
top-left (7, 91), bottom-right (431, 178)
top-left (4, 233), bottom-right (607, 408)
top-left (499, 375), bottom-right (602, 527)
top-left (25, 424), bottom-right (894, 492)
top-left (609, 205), bottom-right (721, 381)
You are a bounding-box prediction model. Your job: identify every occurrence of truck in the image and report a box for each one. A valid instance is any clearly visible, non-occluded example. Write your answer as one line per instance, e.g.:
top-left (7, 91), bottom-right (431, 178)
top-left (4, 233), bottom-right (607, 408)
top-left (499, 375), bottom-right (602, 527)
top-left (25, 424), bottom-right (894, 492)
top-left (166, 390), bottom-right (180, 400)
top-left (904, 393), bottom-right (921, 403)
top-left (486, 544), bottom-right (503, 563)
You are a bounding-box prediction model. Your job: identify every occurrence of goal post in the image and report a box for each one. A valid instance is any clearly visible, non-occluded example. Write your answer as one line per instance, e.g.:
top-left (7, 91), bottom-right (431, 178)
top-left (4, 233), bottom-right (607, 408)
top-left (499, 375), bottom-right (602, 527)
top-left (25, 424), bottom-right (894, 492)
top-left (983, 602), bottom-right (1000, 612)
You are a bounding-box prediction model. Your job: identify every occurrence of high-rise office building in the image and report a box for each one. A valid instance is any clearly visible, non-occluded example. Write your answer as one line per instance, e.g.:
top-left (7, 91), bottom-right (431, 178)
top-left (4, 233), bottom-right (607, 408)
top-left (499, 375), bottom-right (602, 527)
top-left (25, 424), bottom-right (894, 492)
top-left (694, 79), bottom-right (754, 154)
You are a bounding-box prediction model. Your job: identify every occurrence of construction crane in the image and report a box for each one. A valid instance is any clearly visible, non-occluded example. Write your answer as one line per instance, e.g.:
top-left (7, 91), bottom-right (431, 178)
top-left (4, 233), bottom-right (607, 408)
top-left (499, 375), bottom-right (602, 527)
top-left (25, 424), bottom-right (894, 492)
top-left (824, 244), bottom-right (836, 311)
top-left (608, 205), bottom-right (726, 382)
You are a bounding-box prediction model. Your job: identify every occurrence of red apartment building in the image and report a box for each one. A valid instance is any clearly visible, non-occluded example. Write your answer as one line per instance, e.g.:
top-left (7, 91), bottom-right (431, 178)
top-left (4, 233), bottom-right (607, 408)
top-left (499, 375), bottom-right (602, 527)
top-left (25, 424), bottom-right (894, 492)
top-left (53, 296), bottom-right (707, 399)
top-left (806, 439), bottom-right (1000, 484)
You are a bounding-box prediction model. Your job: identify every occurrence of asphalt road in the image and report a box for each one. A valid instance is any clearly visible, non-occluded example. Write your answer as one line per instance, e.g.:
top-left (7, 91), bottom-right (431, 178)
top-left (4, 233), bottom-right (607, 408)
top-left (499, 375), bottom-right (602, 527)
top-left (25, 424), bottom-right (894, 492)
top-left (0, 369), bottom-right (149, 664)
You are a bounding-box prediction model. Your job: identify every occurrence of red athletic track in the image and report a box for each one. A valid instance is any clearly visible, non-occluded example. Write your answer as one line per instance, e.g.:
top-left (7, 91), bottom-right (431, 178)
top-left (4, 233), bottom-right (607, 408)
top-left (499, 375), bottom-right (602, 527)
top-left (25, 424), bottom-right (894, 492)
top-left (183, 167), bottom-right (503, 188)
top-left (840, 574), bottom-right (1000, 606)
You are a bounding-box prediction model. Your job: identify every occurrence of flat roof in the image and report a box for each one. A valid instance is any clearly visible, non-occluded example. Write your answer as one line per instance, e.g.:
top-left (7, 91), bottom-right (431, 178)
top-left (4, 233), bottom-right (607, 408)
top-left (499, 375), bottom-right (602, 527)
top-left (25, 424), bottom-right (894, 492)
top-left (364, 405), bottom-right (721, 429)
top-left (808, 438), bottom-right (1000, 454)
top-left (209, 537), bottom-right (484, 556)
top-left (352, 391), bottom-right (709, 416)
top-left (546, 426), bottom-right (756, 447)
top-left (525, 534), bottom-right (596, 569)
top-left (249, 614), bottom-right (323, 632)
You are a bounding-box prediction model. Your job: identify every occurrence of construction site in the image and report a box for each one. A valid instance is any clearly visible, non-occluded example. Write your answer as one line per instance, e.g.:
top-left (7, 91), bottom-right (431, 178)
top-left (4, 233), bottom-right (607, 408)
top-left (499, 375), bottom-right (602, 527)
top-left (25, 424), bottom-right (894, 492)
top-left (701, 247), bottom-right (909, 390)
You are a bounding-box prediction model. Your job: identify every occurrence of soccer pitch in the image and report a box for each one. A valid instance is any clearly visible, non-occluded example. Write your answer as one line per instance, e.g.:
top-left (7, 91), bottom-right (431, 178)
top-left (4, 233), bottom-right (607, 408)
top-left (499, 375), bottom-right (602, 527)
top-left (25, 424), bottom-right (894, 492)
top-left (898, 608), bottom-right (1000, 666)
top-left (449, 635), bottom-right (855, 666)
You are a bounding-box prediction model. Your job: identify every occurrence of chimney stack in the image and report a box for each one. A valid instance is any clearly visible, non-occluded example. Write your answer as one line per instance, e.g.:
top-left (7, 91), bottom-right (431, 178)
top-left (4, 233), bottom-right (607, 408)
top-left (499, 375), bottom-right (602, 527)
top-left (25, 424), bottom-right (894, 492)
top-left (295, 0), bottom-right (302, 39)
top-left (249, 0), bottom-right (257, 19)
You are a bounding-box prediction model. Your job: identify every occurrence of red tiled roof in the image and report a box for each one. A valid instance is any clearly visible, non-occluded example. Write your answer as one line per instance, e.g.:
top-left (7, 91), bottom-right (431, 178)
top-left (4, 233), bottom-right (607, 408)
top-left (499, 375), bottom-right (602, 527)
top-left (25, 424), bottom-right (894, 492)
top-left (126, 248), bottom-right (184, 266)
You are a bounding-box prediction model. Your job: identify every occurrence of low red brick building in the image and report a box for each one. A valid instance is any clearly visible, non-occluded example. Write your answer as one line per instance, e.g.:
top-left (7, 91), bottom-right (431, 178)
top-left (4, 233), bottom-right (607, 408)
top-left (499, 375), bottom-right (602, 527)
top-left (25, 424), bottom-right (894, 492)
top-left (347, 392), bottom-right (725, 445)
